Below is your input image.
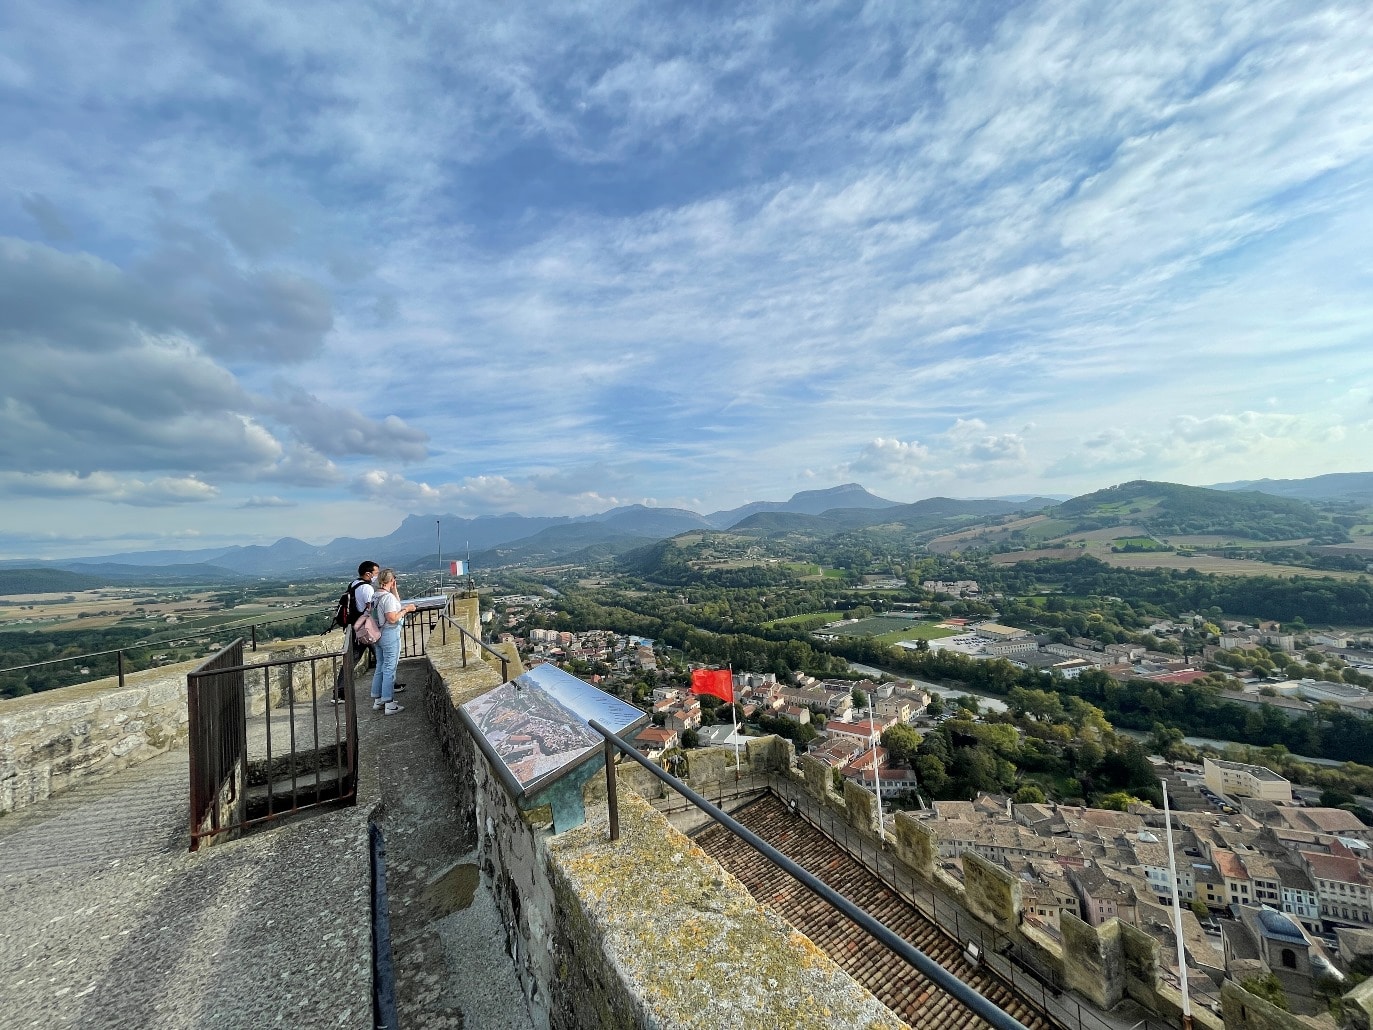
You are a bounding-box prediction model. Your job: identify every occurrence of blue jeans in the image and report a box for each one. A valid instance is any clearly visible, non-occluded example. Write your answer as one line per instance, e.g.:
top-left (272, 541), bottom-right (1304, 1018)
top-left (371, 626), bottom-right (401, 702)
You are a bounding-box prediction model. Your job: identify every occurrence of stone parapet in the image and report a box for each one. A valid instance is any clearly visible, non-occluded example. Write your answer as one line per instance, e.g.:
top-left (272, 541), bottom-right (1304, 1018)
top-left (1, 661), bottom-right (195, 814)
top-left (0, 635), bottom-right (343, 815)
top-left (421, 641), bottom-right (905, 1029)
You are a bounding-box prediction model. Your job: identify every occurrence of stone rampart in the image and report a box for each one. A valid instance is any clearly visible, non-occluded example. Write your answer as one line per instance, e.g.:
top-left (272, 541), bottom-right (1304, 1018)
top-left (1, 661), bottom-right (193, 813)
top-left (422, 638), bottom-right (907, 1029)
top-left (0, 635), bottom-right (342, 815)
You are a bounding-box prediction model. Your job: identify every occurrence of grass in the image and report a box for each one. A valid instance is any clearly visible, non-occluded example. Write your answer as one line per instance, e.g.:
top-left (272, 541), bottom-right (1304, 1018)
top-left (873, 624), bottom-right (959, 646)
top-left (764, 612), bottom-right (832, 630)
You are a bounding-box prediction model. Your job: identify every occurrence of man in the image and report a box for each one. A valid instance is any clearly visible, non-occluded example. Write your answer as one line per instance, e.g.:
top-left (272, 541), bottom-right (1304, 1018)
top-left (333, 561), bottom-right (379, 702)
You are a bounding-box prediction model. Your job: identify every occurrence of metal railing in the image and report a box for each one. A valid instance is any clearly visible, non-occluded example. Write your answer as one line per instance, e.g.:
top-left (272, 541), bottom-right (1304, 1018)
top-left (1, 607), bottom-right (337, 696)
top-left (766, 776), bottom-right (1173, 1030)
top-left (428, 613), bottom-right (510, 681)
top-left (588, 719), bottom-right (1033, 1030)
top-left (187, 636), bottom-right (358, 850)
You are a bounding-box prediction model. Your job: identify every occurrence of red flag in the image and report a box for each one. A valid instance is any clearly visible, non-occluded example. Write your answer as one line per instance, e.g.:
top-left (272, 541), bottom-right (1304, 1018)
top-left (690, 668), bottom-right (733, 702)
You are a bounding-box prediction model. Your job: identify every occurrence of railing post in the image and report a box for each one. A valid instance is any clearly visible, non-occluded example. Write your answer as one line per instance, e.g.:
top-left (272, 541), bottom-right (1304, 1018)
top-left (117, 650), bottom-right (125, 688)
top-left (460, 631), bottom-right (467, 666)
top-left (251, 625), bottom-right (257, 652)
top-left (604, 737), bottom-right (620, 842)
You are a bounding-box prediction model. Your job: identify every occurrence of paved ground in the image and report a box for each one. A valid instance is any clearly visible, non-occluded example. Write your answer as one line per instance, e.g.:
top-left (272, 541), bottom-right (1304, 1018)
top-left (0, 660), bottom-right (532, 1030)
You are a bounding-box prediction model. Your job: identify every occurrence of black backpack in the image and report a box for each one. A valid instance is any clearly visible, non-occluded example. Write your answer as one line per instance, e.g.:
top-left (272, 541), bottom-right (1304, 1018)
top-left (331, 579), bottom-right (364, 630)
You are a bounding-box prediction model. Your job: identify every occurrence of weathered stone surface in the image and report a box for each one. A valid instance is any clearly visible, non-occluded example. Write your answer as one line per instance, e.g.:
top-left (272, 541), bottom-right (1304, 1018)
top-left (0, 635), bottom-right (339, 815)
top-left (1221, 977), bottom-right (1311, 1030)
top-left (546, 792), bottom-right (907, 1029)
top-left (962, 850), bottom-right (1021, 933)
top-left (1060, 912), bottom-right (1124, 1009)
top-left (1345, 974), bottom-right (1373, 1030)
top-left (799, 752), bottom-right (832, 799)
top-left (686, 747), bottom-right (731, 788)
top-left (892, 811), bottom-right (935, 877)
top-left (842, 777), bottom-right (880, 833)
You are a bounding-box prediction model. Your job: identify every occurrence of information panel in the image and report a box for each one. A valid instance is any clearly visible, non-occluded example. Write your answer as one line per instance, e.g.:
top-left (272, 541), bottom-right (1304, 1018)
top-left (461, 662), bottom-right (647, 796)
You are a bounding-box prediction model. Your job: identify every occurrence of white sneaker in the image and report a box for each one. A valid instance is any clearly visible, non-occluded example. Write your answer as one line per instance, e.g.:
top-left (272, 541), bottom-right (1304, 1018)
top-left (372, 699), bottom-right (384, 710)
top-left (384, 701), bottom-right (404, 716)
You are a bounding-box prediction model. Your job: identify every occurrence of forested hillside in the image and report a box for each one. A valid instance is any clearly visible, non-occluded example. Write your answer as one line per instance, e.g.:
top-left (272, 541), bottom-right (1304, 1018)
top-left (0, 568), bottom-right (107, 595)
top-left (1056, 481), bottom-right (1348, 542)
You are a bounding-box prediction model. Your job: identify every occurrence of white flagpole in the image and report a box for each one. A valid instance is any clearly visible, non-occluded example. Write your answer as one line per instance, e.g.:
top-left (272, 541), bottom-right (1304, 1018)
top-left (730, 667), bottom-right (741, 782)
top-left (436, 520), bottom-right (442, 591)
top-left (869, 696), bottom-right (885, 840)
top-left (1162, 778), bottom-right (1193, 1028)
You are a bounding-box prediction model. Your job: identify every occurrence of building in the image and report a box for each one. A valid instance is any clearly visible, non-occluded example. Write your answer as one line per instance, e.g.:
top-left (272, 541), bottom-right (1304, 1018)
top-left (1203, 757), bottom-right (1292, 803)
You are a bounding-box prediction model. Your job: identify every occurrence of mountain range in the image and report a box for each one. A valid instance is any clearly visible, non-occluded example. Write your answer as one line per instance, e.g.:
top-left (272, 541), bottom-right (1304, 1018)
top-left (2, 472), bottom-right (1368, 583)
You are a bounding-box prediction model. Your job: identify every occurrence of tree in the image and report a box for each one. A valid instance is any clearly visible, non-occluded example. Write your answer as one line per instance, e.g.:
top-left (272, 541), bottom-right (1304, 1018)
top-left (1240, 973), bottom-right (1288, 1011)
top-left (881, 724), bottom-right (923, 767)
top-left (1189, 898), bottom-right (1209, 919)
top-left (851, 688), bottom-right (868, 710)
top-left (1013, 784), bottom-right (1046, 804)
top-left (1099, 791), bottom-right (1141, 812)
top-left (681, 728), bottom-right (700, 749)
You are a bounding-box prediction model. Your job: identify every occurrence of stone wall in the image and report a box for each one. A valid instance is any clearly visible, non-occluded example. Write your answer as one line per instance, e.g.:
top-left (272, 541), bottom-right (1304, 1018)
top-left (422, 638), bottom-right (907, 1030)
top-left (1, 662), bottom-right (193, 814)
top-left (0, 636), bottom-right (344, 815)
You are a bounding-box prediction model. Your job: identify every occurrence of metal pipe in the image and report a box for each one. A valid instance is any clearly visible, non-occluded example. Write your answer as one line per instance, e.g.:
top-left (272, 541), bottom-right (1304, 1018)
top-left (1162, 779), bottom-right (1193, 1029)
top-left (604, 737), bottom-right (620, 842)
top-left (587, 720), bottom-right (1031, 1030)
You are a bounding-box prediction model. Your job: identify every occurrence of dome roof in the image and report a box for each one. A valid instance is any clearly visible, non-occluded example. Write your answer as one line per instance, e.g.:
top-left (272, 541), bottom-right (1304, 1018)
top-left (1256, 906), bottom-right (1306, 943)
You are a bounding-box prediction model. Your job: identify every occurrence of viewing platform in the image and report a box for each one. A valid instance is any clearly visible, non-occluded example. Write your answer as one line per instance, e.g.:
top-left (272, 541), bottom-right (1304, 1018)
top-left (5, 595), bottom-right (1368, 1029)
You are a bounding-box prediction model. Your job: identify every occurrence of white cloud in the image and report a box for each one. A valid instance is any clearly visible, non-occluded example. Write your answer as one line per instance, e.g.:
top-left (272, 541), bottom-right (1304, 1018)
top-left (5, 1), bottom-right (1373, 550)
top-left (0, 471), bottom-right (218, 505)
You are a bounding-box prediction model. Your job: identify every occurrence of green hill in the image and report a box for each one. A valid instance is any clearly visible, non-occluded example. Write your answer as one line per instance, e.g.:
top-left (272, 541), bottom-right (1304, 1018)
top-left (1054, 481), bottom-right (1347, 542)
top-left (0, 568), bottom-right (109, 595)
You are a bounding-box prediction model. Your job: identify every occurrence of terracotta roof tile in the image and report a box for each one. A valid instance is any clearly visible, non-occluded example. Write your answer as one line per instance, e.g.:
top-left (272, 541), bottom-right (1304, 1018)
top-left (694, 794), bottom-right (1050, 1030)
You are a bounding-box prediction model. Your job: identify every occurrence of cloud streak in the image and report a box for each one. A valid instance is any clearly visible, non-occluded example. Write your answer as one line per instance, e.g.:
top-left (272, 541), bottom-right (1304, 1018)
top-left (2, 1), bottom-right (1373, 555)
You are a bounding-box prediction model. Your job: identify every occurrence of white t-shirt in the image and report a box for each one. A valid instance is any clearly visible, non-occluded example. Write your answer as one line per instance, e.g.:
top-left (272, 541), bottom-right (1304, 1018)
top-left (373, 589), bottom-right (401, 629)
top-left (354, 579), bottom-right (375, 611)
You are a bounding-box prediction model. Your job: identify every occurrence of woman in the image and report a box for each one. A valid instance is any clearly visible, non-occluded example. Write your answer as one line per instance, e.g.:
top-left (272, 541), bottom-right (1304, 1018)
top-left (370, 568), bottom-right (417, 715)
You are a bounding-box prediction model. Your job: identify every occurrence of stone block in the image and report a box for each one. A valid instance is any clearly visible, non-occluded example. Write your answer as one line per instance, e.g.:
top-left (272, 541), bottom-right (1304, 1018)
top-left (43, 699), bottom-right (101, 725)
top-left (1222, 977), bottom-right (1312, 1030)
top-left (892, 811), bottom-right (935, 878)
top-left (1059, 913), bottom-right (1123, 1009)
top-left (799, 753), bottom-right (832, 799)
top-left (1345, 974), bottom-right (1373, 1030)
top-left (1118, 918), bottom-right (1159, 1004)
top-left (842, 778), bottom-right (880, 834)
top-left (745, 734), bottom-right (793, 773)
top-left (686, 748), bottom-right (730, 788)
top-left (144, 681), bottom-right (184, 707)
top-left (961, 851), bottom-right (1021, 933)
top-left (111, 734), bottom-right (145, 758)
top-left (100, 690), bottom-right (145, 712)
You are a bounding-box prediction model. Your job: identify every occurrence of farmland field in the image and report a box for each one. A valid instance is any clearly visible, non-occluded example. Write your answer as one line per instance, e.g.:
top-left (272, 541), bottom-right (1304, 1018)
top-left (989, 548), bottom-right (1368, 580)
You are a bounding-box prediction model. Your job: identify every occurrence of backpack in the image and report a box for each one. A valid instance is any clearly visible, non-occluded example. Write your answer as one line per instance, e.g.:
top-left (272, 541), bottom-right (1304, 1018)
top-left (353, 605), bottom-right (383, 646)
top-left (331, 579), bottom-right (364, 630)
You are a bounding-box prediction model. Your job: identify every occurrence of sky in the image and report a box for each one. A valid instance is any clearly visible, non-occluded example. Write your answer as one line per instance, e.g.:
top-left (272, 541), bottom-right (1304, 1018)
top-left (3, 1), bottom-right (1373, 560)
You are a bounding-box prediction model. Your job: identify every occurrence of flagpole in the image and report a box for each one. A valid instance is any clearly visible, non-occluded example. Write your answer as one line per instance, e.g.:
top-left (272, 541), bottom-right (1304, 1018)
top-left (730, 666), bottom-right (740, 783)
top-left (1162, 778), bottom-right (1193, 1029)
top-left (869, 696), bottom-right (885, 841)
top-left (436, 520), bottom-right (442, 592)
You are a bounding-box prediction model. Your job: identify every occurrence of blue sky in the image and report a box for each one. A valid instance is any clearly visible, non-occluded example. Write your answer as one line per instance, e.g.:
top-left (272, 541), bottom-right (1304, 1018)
top-left (3, 1), bottom-right (1373, 559)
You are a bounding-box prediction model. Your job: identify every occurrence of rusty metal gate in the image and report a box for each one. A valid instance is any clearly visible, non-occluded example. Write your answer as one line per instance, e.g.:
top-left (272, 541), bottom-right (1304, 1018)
top-left (188, 637), bottom-right (358, 850)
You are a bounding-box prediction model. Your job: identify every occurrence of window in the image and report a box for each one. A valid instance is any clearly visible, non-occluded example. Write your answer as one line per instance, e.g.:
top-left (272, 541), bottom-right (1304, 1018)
top-left (1280, 949), bottom-right (1296, 969)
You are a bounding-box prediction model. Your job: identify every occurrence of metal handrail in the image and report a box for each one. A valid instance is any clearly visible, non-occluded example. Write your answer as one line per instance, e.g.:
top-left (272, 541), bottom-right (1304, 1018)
top-left (587, 719), bottom-right (1031, 1030)
top-left (0, 606), bottom-right (338, 689)
top-left (436, 614), bottom-right (509, 681)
